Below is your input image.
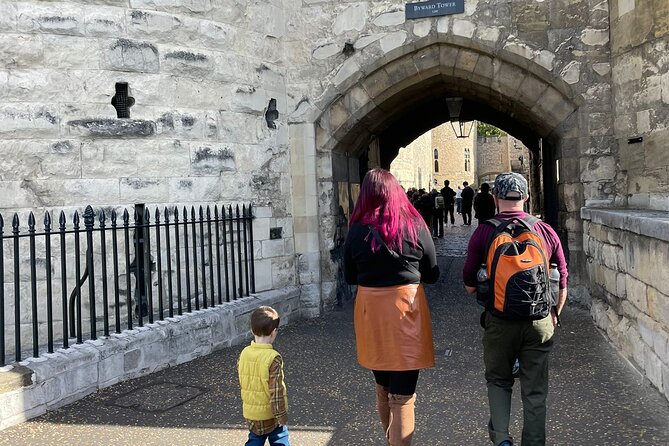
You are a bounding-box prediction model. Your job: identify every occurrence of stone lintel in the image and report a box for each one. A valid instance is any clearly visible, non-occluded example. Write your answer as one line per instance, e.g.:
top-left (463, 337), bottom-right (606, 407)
top-left (67, 118), bottom-right (156, 138)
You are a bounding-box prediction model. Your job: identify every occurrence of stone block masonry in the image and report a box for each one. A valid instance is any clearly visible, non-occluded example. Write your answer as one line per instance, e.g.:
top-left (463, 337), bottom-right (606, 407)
top-left (583, 208), bottom-right (669, 401)
top-left (0, 286), bottom-right (300, 431)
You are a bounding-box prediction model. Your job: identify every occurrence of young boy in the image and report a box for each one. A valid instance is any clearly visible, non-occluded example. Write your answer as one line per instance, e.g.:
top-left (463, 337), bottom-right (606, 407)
top-left (238, 306), bottom-right (290, 446)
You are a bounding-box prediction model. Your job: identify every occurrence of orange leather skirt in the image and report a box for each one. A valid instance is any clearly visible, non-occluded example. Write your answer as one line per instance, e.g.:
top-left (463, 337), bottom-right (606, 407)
top-left (354, 284), bottom-right (435, 371)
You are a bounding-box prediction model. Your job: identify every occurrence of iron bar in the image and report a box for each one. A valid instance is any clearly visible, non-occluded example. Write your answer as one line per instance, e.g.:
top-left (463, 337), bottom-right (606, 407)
top-left (44, 212), bottom-right (53, 352)
top-left (134, 208), bottom-right (143, 327)
top-left (59, 212), bottom-right (68, 348)
top-left (143, 208), bottom-right (153, 324)
top-left (174, 207), bottom-right (183, 315)
top-left (228, 205), bottom-right (237, 300)
top-left (206, 206), bottom-right (215, 307)
top-left (123, 210), bottom-right (132, 330)
top-left (221, 206), bottom-right (230, 302)
top-left (214, 206), bottom-right (223, 305)
top-left (13, 214), bottom-right (20, 361)
top-left (155, 208), bottom-right (163, 320)
top-left (199, 206), bottom-right (207, 309)
top-left (242, 205), bottom-right (249, 297)
top-left (191, 207), bottom-right (199, 311)
top-left (84, 206), bottom-right (97, 340)
top-left (248, 205), bottom-right (256, 294)
top-left (73, 211), bottom-right (82, 344)
top-left (183, 207), bottom-right (191, 313)
top-left (29, 212), bottom-right (39, 357)
top-left (99, 210), bottom-right (109, 337)
top-left (111, 211), bottom-right (121, 334)
top-left (164, 208), bottom-right (173, 318)
top-left (236, 205), bottom-right (243, 298)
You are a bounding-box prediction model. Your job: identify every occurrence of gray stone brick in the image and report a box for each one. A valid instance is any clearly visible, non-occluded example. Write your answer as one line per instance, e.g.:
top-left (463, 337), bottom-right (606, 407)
top-left (100, 38), bottom-right (160, 73)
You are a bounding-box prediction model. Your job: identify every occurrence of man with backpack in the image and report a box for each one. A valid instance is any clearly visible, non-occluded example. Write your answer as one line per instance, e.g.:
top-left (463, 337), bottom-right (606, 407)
top-left (462, 172), bottom-right (568, 446)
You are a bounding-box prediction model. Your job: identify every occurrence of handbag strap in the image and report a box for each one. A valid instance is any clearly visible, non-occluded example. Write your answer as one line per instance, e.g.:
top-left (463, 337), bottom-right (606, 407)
top-left (367, 225), bottom-right (421, 278)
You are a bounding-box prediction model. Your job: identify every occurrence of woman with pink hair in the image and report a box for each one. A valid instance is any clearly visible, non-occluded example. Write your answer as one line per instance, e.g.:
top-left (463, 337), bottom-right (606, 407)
top-left (344, 168), bottom-right (440, 446)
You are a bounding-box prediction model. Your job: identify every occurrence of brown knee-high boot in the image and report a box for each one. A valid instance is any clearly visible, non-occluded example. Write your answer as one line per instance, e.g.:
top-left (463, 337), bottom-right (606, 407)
top-left (387, 393), bottom-right (416, 446)
top-left (375, 384), bottom-right (390, 435)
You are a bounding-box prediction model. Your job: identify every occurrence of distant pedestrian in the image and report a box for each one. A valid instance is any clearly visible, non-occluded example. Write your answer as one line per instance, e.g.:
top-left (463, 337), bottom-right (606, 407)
top-left (463, 172), bottom-right (568, 446)
top-left (417, 189), bottom-right (434, 228)
top-left (440, 180), bottom-right (457, 225)
top-left (344, 168), bottom-right (439, 446)
top-left (460, 182), bottom-right (475, 225)
top-left (238, 306), bottom-right (291, 446)
top-left (432, 189), bottom-right (445, 237)
top-left (455, 187), bottom-right (463, 214)
top-left (473, 183), bottom-right (496, 225)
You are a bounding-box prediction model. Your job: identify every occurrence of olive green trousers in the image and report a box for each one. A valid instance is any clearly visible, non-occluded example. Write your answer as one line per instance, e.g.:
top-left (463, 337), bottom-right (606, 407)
top-left (482, 312), bottom-right (554, 446)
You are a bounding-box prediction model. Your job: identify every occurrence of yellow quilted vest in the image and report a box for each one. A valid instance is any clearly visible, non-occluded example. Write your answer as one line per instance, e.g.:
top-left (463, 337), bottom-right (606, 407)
top-left (238, 341), bottom-right (288, 420)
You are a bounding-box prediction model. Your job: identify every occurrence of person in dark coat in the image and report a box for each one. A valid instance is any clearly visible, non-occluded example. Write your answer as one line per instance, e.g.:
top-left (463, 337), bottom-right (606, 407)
top-left (474, 182), bottom-right (496, 225)
top-left (417, 190), bottom-right (434, 229)
top-left (440, 180), bottom-right (457, 225)
top-left (460, 181), bottom-right (475, 225)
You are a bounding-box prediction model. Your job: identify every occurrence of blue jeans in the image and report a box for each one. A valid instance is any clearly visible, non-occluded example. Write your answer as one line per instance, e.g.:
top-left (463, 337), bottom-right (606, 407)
top-left (245, 425), bottom-right (290, 446)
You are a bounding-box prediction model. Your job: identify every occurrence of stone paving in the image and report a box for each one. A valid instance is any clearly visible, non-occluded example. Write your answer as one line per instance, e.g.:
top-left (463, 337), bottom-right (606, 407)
top-left (1, 224), bottom-right (669, 445)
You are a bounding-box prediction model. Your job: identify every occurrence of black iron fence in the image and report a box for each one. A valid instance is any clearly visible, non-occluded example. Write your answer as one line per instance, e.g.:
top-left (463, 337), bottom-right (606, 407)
top-left (0, 203), bottom-right (255, 366)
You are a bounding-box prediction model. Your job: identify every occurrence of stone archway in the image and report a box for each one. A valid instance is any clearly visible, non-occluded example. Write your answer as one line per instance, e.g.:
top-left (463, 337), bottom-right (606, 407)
top-left (292, 35), bottom-right (588, 308)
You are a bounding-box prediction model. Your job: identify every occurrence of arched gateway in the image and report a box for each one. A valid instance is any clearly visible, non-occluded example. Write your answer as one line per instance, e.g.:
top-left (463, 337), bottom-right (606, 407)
top-left (289, 35), bottom-right (592, 313)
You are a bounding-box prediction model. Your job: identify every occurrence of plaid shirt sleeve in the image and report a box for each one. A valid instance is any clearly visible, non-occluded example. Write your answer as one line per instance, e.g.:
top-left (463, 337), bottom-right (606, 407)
top-left (268, 355), bottom-right (288, 424)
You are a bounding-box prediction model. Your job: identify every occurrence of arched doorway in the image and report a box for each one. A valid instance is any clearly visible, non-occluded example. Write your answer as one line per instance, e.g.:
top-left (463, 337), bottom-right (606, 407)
top-left (290, 36), bottom-right (586, 308)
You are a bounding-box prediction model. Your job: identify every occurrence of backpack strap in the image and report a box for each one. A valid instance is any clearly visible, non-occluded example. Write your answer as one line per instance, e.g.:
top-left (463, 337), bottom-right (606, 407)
top-left (482, 215), bottom-right (540, 253)
top-left (483, 218), bottom-right (506, 252)
top-left (367, 225), bottom-right (421, 278)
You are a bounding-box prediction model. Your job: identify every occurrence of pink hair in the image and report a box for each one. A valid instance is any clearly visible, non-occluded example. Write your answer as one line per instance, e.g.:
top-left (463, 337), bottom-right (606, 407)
top-left (349, 168), bottom-right (426, 252)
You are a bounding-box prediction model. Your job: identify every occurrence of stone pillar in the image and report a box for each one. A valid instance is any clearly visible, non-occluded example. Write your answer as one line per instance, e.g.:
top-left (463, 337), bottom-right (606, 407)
top-left (289, 123), bottom-right (321, 318)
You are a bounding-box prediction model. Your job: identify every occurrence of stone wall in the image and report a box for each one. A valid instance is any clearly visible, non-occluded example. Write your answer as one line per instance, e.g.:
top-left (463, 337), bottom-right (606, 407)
top-left (390, 129), bottom-right (434, 190)
top-left (477, 136), bottom-right (510, 183)
top-left (476, 135), bottom-right (531, 186)
top-left (610, 1), bottom-right (669, 210)
top-left (0, 1), bottom-right (304, 323)
top-left (583, 208), bottom-right (669, 400)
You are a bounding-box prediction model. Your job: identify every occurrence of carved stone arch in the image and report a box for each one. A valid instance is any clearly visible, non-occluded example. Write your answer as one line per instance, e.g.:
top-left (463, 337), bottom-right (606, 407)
top-left (291, 35), bottom-right (590, 310)
top-left (314, 36), bottom-right (583, 158)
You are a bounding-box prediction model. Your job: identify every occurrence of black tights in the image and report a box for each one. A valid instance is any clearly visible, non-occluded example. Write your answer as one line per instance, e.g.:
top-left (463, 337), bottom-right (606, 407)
top-left (373, 370), bottom-right (420, 396)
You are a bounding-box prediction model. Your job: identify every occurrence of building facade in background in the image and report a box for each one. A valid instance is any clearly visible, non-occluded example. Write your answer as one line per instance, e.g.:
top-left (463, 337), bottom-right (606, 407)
top-left (391, 122), bottom-right (477, 191)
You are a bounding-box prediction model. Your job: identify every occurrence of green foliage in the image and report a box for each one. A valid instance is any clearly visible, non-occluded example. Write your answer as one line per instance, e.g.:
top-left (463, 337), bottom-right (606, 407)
top-left (477, 122), bottom-right (506, 137)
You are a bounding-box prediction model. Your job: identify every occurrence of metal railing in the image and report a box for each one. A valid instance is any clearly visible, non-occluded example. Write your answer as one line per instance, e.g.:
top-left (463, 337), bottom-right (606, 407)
top-left (0, 203), bottom-right (255, 366)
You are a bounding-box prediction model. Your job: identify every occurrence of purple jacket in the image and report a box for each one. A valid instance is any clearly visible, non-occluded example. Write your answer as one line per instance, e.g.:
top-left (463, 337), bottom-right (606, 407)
top-left (462, 210), bottom-right (568, 289)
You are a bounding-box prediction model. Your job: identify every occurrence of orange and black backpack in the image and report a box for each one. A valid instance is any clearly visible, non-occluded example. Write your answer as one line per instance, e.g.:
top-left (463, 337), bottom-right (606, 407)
top-left (480, 216), bottom-right (552, 320)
